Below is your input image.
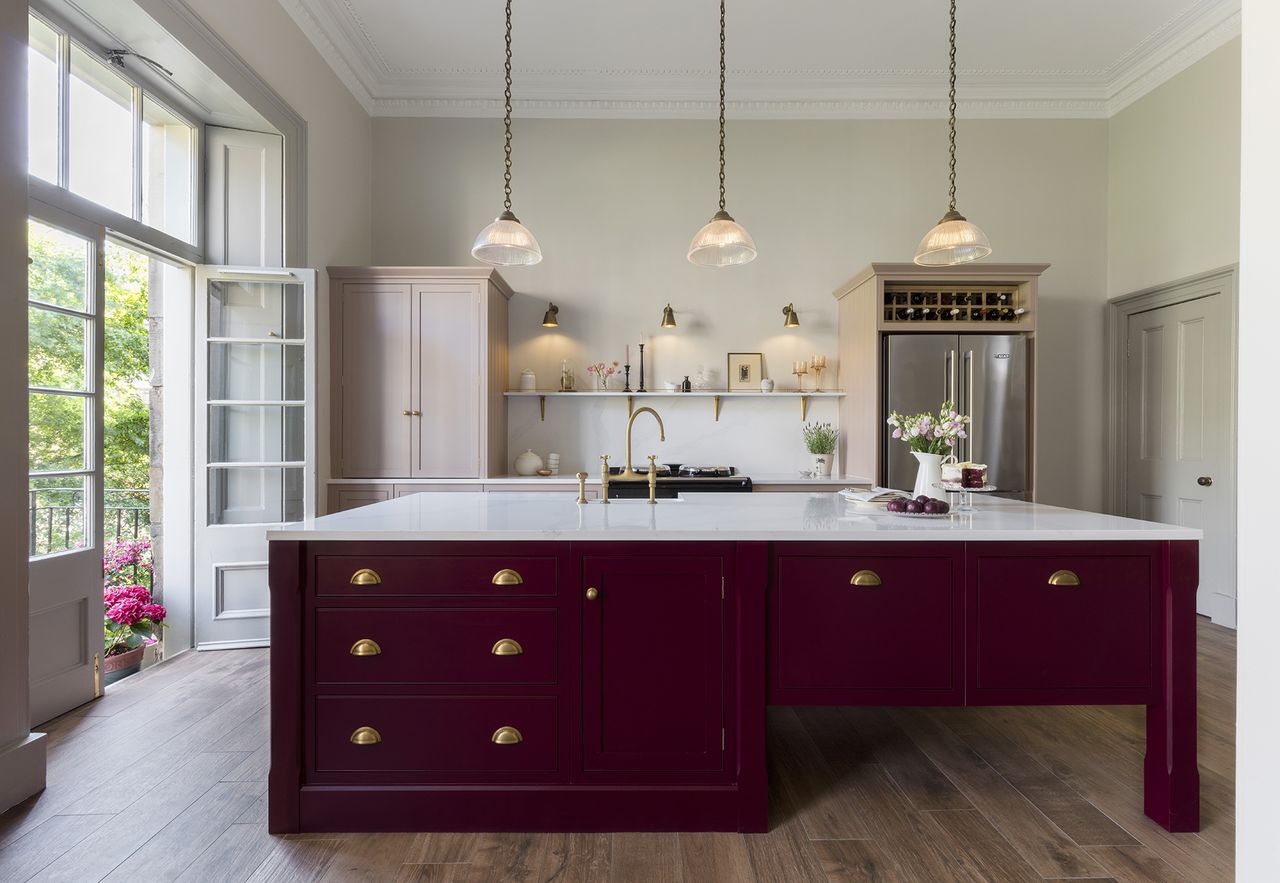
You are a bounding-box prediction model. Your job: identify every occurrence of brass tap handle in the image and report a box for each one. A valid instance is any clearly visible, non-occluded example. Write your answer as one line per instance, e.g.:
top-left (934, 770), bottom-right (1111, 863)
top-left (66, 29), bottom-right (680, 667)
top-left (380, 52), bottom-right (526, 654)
top-left (647, 455), bottom-right (658, 504)
top-left (599, 455), bottom-right (611, 504)
top-left (576, 472), bottom-right (589, 504)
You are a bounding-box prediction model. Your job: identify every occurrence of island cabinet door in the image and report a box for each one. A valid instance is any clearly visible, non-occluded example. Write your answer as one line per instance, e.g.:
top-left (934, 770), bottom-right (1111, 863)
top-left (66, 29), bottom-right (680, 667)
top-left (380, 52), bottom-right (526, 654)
top-left (771, 546), bottom-right (961, 704)
top-left (970, 548), bottom-right (1156, 702)
top-left (579, 553), bottom-right (728, 777)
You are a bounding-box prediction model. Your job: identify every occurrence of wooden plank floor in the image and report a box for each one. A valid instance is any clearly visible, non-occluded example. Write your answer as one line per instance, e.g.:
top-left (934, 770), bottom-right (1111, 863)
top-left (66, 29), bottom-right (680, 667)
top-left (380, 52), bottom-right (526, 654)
top-left (1, 618), bottom-right (1235, 882)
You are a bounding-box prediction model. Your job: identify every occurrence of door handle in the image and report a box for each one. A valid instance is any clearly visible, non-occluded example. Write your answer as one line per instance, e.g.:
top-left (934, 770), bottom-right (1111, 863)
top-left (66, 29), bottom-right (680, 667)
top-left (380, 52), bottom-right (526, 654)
top-left (1197, 476), bottom-right (1213, 487)
top-left (944, 350), bottom-right (954, 404)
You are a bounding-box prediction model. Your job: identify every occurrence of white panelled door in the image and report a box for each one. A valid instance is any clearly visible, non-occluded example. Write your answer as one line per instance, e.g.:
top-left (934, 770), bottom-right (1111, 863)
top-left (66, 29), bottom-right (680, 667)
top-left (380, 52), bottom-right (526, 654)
top-left (194, 267), bottom-right (315, 649)
top-left (1125, 293), bottom-right (1234, 624)
top-left (27, 212), bottom-right (105, 724)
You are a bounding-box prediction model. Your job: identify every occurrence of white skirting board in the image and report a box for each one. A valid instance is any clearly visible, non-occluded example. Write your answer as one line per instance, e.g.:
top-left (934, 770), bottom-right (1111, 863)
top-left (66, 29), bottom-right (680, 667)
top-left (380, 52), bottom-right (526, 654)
top-left (0, 732), bottom-right (47, 813)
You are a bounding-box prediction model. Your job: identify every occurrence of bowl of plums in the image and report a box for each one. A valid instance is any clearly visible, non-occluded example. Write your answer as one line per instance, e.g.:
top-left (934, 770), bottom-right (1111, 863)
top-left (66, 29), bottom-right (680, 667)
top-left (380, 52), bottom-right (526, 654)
top-left (885, 494), bottom-right (951, 517)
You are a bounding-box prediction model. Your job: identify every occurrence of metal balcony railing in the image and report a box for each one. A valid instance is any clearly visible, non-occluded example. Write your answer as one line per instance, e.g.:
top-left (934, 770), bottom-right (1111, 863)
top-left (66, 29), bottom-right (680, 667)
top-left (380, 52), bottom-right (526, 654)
top-left (28, 487), bottom-right (151, 557)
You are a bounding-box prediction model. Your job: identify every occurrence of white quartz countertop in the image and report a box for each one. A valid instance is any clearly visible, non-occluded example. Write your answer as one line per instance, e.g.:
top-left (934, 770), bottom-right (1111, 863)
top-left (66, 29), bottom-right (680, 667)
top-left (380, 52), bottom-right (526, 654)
top-left (269, 491), bottom-right (1201, 542)
top-left (328, 473), bottom-right (871, 486)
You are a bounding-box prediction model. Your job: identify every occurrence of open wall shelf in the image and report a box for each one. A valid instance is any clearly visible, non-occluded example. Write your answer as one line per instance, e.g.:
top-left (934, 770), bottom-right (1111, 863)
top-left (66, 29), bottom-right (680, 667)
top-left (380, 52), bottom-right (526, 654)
top-left (505, 390), bottom-right (845, 422)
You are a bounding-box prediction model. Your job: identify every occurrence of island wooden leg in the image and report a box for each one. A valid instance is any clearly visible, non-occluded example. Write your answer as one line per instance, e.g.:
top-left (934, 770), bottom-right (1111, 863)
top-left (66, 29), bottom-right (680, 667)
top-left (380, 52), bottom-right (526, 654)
top-left (1143, 540), bottom-right (1200, 832)
top-left (268, 540), bottom-right (303, 834)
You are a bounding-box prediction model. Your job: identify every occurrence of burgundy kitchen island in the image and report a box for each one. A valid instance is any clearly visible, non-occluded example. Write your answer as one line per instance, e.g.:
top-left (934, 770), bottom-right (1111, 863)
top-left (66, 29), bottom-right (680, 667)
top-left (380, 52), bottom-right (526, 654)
top-left (267, 492), bottom-right (1201, 835)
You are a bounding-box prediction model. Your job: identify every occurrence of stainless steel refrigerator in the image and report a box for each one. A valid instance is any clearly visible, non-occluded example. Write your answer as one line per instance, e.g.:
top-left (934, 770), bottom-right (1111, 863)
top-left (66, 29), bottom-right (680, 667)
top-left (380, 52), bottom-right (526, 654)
top-left (883, 334), bottom-right (1030, 497)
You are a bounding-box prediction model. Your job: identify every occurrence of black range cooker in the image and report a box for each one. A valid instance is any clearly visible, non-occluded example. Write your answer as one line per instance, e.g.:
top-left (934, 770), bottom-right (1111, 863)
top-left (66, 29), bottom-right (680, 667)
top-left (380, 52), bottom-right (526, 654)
top-left (606, 464), bottom-right (752, 500)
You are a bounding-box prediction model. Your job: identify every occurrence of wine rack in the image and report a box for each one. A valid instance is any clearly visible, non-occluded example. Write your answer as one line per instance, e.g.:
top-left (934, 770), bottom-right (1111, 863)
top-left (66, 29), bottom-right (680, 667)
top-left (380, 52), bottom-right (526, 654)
top-left (881, 285), bottom-right (1026, 325)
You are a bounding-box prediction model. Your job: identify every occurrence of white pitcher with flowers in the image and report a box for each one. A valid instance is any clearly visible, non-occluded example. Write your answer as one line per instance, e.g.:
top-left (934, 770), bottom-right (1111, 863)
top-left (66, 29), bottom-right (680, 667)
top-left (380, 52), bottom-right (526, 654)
top-left (886, 401), bottom-right (970, 498)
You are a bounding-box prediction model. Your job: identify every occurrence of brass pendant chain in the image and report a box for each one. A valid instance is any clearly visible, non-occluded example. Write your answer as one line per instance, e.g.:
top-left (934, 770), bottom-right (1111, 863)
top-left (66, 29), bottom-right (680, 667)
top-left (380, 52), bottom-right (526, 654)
top-left (503, 0), bottom-right (514, 213)
top-left (947, 0), bottom-right (958, 213)
top-left (718, 0), bottom-right (727, 212)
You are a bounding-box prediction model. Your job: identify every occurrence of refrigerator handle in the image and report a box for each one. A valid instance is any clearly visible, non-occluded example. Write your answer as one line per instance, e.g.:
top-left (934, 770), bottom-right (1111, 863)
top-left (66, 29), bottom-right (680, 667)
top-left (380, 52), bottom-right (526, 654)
top-left (944, 350), bottom-right (955, 405)
top-left (964, 349), bottom-right (975, 463)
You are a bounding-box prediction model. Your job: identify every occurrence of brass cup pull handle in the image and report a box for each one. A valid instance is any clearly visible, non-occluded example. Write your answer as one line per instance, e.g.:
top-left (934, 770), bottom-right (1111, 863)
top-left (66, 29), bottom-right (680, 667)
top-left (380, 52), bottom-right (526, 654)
top-left (850, 570), bottom-right (882, 587)
top-left (491, 638), bottom-right (524, 656)
top-left (1048, 569), bottom-right (1081, 587)
top-left (349, 638), bottom-right (382, 657)
top-left (585, 587), bottom-right (599, 600)
top-left (492, 568), bottom-right (524, 586)
top-left (350, 726), bottom-right (382, 745)
top-left (350, 568), bottom-right (382, 586)
top-left (491, 726), bottom-right (523, 745)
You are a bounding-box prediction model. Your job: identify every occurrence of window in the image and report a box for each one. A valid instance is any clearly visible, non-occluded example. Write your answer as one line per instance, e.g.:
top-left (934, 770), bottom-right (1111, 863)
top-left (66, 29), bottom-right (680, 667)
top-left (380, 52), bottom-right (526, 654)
top-left (27, 12), bottom-right (198, 245)
top-left (28, 219), bottom-right (98, 558)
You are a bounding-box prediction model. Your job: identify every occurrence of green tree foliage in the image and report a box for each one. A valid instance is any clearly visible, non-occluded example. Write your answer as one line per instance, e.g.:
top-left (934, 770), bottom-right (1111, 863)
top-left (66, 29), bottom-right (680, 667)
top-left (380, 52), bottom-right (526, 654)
top-left (28, 223), bottom-right (151, 493)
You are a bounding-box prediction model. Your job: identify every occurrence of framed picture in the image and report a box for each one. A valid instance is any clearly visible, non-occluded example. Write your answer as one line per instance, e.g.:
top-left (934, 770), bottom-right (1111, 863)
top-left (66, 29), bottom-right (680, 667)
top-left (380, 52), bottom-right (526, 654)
top-left (726, 352), bottom-right (764, 391)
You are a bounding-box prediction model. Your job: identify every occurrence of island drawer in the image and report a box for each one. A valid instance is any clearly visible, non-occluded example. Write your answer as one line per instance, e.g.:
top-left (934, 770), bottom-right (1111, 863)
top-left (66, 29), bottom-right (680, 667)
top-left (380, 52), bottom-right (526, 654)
top-left (315, 555), bottom-right (557, 597)
top-left (974, 554), bottom-right (1152, 691)
top-left (314, 608), bottom-right (557, 684)
top-left (313, 695), bottom-right (558, 774)
top-left (774, 554), bottom-right (956, 691)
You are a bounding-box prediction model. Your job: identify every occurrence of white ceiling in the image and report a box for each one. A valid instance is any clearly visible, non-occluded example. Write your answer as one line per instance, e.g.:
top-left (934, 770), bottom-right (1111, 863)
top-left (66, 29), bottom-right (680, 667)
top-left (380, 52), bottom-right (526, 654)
top-left (279, 0), bottom-right (1241, 119)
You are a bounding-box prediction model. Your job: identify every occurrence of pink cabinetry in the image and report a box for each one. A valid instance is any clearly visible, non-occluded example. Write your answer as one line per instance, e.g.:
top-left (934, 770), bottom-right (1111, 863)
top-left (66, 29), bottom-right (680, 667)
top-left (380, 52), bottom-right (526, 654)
top-left (328, 267), bottom-right (511, 482)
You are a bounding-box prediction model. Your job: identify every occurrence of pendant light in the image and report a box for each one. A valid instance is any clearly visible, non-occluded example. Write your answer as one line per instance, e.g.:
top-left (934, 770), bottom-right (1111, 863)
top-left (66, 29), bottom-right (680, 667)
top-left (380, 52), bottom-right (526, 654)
top-left (472, 0), bottom-right (542, 267)
top-left (687, 0), bottom-right (756, 268)
top-left (913, 0), bottom-right (991, 267)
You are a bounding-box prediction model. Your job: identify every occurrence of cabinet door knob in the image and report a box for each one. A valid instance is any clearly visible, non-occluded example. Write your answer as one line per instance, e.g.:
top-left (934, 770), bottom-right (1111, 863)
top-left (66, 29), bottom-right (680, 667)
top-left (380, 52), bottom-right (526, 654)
top-left (402, 409), bottom-right (412, 416)
top-left (349, 568), bottom-right (381, 586)
top-left (350, 726), bottom-right (382, 745)
top-left (491, 638), bottom-right (524, 656)
top-left (411, 410), bottom-right (422, 417)
top-left (850, 570), bottom-right (882, 587)
top-left (1197, 476), bottom-right (1213, 487)
top-left (349, 638), bottom-right (382, 656)
top-left (1048, 569), bottom-right (1080, 587)
top-left (492, 568), bottom-right (524, 586)
top-left (585, 587), bottom-right (599, 600)
top-left (491, 726), bottom-right (523, 745)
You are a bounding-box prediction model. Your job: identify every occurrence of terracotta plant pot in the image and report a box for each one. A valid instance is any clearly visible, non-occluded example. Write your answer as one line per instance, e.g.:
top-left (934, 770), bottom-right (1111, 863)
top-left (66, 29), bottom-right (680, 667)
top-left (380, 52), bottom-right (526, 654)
top-left (103, 645), bottom-right (145, 686)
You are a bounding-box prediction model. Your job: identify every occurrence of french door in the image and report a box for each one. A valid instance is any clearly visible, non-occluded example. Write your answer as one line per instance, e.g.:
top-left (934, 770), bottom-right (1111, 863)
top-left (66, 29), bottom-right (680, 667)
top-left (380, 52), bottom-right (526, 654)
top-left (27, 209), bottom-right (105, 724)
top-left (194, 267), bottom-right (316, 649)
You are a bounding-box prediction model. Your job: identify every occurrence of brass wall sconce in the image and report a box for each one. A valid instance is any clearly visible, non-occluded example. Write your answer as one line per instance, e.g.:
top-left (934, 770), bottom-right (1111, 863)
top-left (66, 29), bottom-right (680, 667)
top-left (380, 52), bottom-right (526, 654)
top-left (660, 304), bottom-right (677, 328)
top-left (783, 303), bottom-right (800, 328)
top-left (542, 302), bottom-right (559, 327)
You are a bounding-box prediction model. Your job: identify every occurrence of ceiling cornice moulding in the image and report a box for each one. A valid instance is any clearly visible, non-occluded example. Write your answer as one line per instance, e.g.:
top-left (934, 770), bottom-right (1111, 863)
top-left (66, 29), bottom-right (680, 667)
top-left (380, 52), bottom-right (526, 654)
top-left (278, 0), bottom-right (1241, 120)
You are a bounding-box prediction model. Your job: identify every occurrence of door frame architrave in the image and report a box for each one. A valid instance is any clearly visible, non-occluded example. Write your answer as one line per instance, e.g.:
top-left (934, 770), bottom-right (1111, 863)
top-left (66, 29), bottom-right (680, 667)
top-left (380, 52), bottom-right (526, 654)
top-left (1105, 264), bottom-right (1238, 626)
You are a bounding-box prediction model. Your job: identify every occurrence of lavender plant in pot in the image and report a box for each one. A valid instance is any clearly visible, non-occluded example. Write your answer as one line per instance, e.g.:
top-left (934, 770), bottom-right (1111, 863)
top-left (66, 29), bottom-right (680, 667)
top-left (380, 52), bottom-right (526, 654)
top-left (886, 400), bottom-right (970, 497)
top-left (802, 421), bottom-right (838, 477)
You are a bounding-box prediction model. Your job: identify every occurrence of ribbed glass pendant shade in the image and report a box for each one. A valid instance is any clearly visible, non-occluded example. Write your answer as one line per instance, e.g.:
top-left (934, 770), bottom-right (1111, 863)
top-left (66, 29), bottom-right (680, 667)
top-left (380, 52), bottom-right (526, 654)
top-left (471, 211), bottom-right (543, 267)
top-left (913, 210), bottom-right (992, 267)
top-left (687, 210), bottom-right (757, 268)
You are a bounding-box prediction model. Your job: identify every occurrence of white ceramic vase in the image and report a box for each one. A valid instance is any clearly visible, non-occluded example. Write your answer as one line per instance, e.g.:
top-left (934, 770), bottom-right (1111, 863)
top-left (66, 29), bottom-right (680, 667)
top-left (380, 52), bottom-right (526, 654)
top-left (810, 452), bottom-right (833, 477)
top-left (912, 451), bottom-right (944, 498)
top-left (513, 449), bottom-right (544, 476)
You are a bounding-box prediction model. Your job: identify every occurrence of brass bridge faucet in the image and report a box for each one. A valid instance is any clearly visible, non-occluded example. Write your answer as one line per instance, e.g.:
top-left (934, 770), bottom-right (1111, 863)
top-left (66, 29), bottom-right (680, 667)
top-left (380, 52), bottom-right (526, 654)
top-left (619, 406), bottom-right (666, 479)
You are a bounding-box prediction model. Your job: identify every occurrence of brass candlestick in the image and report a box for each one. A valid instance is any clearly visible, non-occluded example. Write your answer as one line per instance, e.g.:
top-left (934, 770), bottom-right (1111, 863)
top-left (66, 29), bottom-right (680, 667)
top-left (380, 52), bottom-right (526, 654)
top-left (792, 363), bottom-right (808, 392)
